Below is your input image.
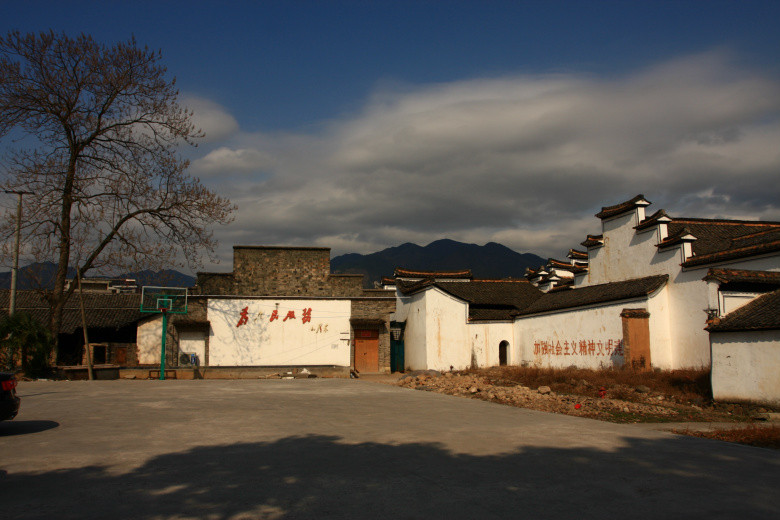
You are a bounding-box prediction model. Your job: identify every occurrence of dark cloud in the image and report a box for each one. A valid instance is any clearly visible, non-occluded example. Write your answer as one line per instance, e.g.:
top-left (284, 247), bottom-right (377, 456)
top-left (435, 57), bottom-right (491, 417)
top-left (190, 51), bottom-right (780, 265)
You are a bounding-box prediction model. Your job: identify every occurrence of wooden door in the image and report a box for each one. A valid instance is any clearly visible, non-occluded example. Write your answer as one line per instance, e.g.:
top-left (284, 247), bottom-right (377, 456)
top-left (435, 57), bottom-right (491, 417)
top-left (354, 329), bottom-right (379, 373)
top-left (621, 309), bottom-right (651, 369)
top-left (115, 347), bottom-right (127, 366)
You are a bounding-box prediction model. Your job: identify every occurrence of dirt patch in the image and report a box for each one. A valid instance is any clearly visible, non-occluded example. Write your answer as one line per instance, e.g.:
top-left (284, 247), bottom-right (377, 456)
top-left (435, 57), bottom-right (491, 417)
top-left (393, 366), bottom-right (777, 424)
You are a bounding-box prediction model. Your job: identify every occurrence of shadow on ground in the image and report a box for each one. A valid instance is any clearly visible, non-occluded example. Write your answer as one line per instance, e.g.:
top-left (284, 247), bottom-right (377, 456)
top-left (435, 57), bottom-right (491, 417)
top-left (0, 420), bottom-right (59, 437)
top-left (2, 434), bottom-right (777, 519)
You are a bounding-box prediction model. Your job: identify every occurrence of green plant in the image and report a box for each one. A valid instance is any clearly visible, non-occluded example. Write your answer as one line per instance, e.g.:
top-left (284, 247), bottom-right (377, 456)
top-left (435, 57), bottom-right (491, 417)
top-left (0, 312), bottom-right (53, 376)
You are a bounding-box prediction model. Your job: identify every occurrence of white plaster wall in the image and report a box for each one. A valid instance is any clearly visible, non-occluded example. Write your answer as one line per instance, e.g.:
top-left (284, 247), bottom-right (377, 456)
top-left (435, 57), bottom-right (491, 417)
top-left (465, 321), bottom-right (515, 369)
top-left (179, 331), bottom-right (206, 365)
top-left (402, 288), bottom-right (515, 371)
top-left (711, 330), bottom-right (780, 406)
top-left (646, 286), bottom-right (673, 369)
top-left (515, 302), bottom-right (631, 369)
top-left (666, 270), bottom-right (712, 368)
top-left (721, 292), bottom-right (762, 315)
top-left (207, 299), bottom-right (351, 366)
top-left (403, 292), bottom-right (428, 370)
top-left (136, 316), bottom-right (163, 365)
top-left (584, 213), bottom-right (679, 287)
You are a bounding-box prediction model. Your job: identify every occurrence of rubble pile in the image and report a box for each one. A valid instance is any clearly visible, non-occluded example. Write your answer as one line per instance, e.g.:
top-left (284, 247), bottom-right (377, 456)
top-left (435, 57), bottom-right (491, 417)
top-left (397, 371), bottom-right (679, 421)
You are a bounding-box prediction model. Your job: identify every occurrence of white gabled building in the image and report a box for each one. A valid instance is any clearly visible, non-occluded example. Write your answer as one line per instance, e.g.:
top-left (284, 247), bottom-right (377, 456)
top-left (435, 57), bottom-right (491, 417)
top-left (394, 195), bottom-right (780, 403)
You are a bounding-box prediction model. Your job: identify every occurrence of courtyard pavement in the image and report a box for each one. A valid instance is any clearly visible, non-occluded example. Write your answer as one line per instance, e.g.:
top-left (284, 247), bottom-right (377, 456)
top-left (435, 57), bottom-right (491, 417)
top-left (1, 378), bottom-right (778, 519)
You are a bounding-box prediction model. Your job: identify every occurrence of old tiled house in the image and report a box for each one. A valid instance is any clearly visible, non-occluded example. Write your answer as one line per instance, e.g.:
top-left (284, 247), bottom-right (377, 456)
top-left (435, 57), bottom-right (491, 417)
top-left (394, 195), bottom-right (780, 404)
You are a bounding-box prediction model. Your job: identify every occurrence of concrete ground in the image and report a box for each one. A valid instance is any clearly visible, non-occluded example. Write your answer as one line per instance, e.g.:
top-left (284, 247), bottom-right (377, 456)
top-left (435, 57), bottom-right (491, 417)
top-left (1, 379), bottom-right (778, 519)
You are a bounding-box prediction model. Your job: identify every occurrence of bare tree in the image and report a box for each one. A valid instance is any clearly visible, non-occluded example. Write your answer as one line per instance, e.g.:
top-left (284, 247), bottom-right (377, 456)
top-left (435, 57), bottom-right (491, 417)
top-left (0, 31), bottom-right (235, 360)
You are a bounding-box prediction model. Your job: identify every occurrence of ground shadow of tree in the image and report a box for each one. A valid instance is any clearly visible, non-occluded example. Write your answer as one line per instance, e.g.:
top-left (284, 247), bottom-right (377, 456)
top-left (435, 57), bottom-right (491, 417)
top-left (2, 434), bottom-right (778, 519)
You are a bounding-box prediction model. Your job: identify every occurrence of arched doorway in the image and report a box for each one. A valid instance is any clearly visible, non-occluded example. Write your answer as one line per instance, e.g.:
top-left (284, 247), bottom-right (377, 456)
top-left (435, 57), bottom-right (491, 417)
top-left (499, 340), bottom-right (509, 366)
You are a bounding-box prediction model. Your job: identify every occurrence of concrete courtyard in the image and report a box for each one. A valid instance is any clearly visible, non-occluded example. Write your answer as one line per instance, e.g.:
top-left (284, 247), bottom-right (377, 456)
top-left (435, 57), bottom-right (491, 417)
top-left (1, 378), bottom-right (778, 519)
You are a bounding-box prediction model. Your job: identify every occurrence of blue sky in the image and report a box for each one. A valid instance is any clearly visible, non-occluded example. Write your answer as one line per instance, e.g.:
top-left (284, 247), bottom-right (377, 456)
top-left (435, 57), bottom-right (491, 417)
top-left (3, 1), bottom-right (780, 270)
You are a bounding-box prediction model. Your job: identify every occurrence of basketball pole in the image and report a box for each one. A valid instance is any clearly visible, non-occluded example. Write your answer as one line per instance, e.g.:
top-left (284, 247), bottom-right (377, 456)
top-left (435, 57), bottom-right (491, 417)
top-left (160, 308), bottom-right (168, 381)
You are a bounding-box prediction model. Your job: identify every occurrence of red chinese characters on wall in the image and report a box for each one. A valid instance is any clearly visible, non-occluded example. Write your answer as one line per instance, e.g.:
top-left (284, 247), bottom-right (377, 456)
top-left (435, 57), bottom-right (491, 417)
top-left (236, 307), bottom-right (249, 327)
top-left (533, 339), bottom-right (624, 357)
top-left (237, 307), bottom-right (316, 326)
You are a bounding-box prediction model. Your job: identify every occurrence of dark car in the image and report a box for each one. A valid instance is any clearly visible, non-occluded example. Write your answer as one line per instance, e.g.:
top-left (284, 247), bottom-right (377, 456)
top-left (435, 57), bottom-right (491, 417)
top-left (0, 372), bottom-right (20, 421)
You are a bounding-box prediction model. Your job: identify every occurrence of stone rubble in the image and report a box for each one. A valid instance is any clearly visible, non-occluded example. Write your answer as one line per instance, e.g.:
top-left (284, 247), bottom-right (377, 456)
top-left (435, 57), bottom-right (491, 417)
top-left (397, 372), bottom-right (678, 421)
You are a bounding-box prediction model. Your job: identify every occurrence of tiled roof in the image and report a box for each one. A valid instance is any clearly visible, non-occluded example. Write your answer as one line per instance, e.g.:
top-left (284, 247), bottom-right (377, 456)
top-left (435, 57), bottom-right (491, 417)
top-left (595, 194), bottom-right (650, 220)
top-left (581, 234), bottom-right (604, 248)
top-left (380, 276), bottom-right (396, 285)
top-left (400, 279), bottom-right (543, 321)
top-left (0, 290), bottom-right (144, 334)
top-left (635, 209), bottom-right (672, 231)
top-left (657, 226), bottom-right (696, 249)
top-left (703, 269), bottom-right (780, 286)
top-left (706, 289), bottom-right (780, 332)
top-left (567, 249), bottom-right (588, 260)
top-left (393, 268), bottom-right (473, 279)
top-left (515, 275), bottom-right (668, 316)
top-left (660, 218), bottom-right (780, 266)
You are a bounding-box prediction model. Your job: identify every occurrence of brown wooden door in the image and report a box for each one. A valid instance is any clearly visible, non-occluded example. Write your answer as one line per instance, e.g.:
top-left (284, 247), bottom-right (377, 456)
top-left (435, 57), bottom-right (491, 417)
top-left (354, 329), bottom-right (379, 373)
top-left (621, 309), bottom-right (651, 369)
top-left (115, 347), bottom-right (127, 366)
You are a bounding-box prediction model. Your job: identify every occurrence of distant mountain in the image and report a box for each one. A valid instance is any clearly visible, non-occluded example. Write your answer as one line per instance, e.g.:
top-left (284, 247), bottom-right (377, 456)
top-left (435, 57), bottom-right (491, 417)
top-left (331, 239), bottom-right (545, 287)
top-left (0, 262), bottom-right (195, 290)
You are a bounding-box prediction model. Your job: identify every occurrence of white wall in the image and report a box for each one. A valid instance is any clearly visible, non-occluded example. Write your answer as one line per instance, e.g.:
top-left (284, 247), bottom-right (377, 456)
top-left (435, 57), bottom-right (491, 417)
top-left (515, 301), bottom-right (631, 369)
top-left (179, 331), bottom-right (206, 366)
top-left (401, 288), bottom-right (515, 371)
top-left (646, 286), bottom-right (674, 369)
top-left (711, 330), bottom-right (780, 406)
top-left (137, 315), bottom-right (163, 365)
top-left (207, 299), bottom-right (351, 366)
top-left (403, 292), bottom-right (428, 370)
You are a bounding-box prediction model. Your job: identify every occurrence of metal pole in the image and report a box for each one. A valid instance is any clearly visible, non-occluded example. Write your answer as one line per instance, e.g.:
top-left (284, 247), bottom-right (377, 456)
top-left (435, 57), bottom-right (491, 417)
top-left (160, 310), bottom-right (168, 380)
top-left (5, 191), bottom-right (31, 316)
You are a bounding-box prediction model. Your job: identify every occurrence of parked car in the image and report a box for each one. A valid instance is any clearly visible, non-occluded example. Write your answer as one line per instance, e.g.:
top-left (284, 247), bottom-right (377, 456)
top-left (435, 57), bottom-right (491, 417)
top-left (0, 372), bottom-right (20, 421)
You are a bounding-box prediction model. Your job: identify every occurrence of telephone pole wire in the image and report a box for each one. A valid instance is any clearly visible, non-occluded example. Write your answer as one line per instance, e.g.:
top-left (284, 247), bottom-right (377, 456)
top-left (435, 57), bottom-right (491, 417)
top-left (4, 190), bottom-right (33, 316)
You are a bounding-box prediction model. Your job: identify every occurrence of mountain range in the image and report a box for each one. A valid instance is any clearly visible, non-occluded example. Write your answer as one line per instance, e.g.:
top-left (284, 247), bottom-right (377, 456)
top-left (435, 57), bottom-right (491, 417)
top-left (0, 262), bottom-right (196, 290)
top-left (331, 239), bottom-right (545, 287)
top-left (2, 240), bottom-right (545, 291)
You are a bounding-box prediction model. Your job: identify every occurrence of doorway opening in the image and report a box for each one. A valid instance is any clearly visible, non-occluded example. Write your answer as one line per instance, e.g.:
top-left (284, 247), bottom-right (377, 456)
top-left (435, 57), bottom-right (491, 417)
top-left (498, 340), bottom-right (509, 366)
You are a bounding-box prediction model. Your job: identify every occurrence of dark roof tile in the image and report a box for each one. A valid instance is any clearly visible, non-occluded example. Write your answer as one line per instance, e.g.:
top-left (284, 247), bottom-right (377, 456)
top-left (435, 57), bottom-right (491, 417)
top-left (515, 275), bottom-right (668, 316)
top-left (393, 268), bottom-right (473, 279)
top-left (595, 194), bottom-right (650, 220)
top-left (0, 290), bottom-right (144, 334)
top-left (707, 289), bottom-right (780, 332)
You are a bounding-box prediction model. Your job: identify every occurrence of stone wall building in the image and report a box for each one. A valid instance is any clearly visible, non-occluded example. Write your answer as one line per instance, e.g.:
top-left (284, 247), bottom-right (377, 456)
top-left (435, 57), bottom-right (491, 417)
top-left (151, 246), bottom-right (397, 376)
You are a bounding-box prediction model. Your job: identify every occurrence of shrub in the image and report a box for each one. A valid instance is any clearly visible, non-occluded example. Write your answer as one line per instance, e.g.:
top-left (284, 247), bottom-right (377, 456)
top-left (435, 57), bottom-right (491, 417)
top-left (0, 312), bottom-right (53, 377)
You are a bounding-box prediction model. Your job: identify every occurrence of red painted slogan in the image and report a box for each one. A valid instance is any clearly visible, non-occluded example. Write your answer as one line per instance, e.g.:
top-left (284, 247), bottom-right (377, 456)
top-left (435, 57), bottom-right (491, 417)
top-left (237, 307), bottom-right (313, 328)
top-left (533, 339), bottom-right (624, 357)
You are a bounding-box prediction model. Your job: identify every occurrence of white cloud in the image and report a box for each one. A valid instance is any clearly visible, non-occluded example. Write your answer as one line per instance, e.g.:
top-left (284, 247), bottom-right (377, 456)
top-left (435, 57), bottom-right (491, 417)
top-left (191, 146), bottom-right (276, 177)
top-left (181, 96), bottom-right (239, 143)
top-left (195, 51), bottom-right (780, 266)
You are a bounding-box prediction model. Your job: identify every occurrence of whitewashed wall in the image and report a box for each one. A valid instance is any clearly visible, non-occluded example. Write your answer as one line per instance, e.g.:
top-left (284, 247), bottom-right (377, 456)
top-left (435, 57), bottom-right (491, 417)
top-left (400, 288), bottom-right (515, 371)
top-left (646, 286), bottom-right (674, 369)
top-left (711, 330), bottom-right (780, 406)
top-left (179, 331), bottom-right (206, 365)
top-left (136, 315), bottom-right (163, 365)
top-left (207, 299), bottom-right (351, 366)
top-left (515, 301), bottom-right (631, 369)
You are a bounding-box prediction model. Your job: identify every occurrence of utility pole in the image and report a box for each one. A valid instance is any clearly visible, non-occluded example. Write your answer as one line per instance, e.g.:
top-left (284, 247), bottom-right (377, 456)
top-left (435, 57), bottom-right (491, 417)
top-left (4, 191), bottom-right (33, 316)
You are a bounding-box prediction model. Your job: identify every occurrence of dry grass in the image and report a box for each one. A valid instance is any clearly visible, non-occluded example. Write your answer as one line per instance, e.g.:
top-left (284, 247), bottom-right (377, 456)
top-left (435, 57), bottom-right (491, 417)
top-left (464, 365), bottom-right (712, 402)
top-left (674, 425), bottom-right (780, 450)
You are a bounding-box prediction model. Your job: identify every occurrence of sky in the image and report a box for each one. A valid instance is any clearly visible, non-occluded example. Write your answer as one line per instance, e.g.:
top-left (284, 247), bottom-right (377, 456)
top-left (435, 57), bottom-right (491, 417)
top-left (2, 1), bottom-right (780, 273)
